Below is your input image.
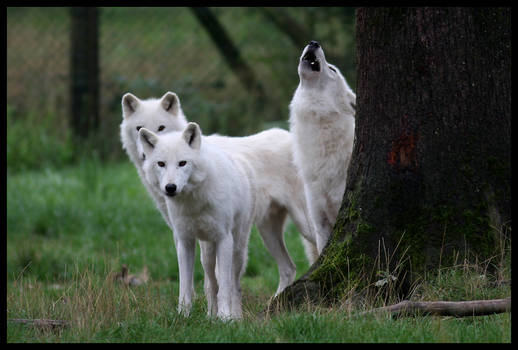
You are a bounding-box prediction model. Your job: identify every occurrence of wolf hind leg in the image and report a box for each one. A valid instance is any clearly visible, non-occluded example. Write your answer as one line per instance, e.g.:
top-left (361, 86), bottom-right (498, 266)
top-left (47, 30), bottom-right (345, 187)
top-left (286, 189), bottom-right (319, 265)
top-left (256, 203), bottom-right (296, 296)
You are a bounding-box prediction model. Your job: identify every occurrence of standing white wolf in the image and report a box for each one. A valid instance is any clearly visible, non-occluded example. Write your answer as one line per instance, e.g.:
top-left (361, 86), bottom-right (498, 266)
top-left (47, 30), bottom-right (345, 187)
top-left (139, 123), bottom-right (255, 320)
top-left (120, 92), bottom-right (318, 298)
top-left (120, 92), bottom-right (188, 229)
top-left (289, 41), bottom-right (356, 254)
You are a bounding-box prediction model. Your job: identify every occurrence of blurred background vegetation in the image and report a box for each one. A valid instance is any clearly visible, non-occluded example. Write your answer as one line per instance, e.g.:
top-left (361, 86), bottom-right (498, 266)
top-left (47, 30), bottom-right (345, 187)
top-left (7, 7), bottom-right (356, 172)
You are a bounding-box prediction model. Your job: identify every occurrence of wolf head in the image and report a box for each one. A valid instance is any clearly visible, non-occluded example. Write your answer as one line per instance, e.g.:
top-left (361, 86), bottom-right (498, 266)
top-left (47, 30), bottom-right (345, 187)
top-left (297, 40), bottom-right (356, 112)
top-left (138, 122), bottom-right (206, 198)
top-left (120, 91), bottom-right (188, 164)
top-left (298, 41), bottom-right (336, 80)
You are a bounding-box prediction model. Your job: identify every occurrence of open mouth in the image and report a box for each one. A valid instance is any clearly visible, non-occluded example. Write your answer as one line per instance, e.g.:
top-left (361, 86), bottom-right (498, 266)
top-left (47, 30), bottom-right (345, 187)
top-left (302, 51), bottom-right (320, 72)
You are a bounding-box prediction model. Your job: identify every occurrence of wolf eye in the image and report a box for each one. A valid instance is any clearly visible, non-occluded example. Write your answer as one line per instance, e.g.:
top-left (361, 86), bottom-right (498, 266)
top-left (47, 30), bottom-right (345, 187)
top-left (157, 161), bottom-right (165, 167)
top-left (178, 160), bottom-right (187, 167)
top-left (157, 125), bottom-right (165, 131)
top-left (136, 126), bottom-right (142, 131)
top-left (328, 66), bottom-right (336, 73)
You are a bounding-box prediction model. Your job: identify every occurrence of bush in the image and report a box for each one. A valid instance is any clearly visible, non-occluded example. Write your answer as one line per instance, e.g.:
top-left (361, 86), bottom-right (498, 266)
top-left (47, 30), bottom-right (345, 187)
top-left (7, 106), bottom-right (76, 173)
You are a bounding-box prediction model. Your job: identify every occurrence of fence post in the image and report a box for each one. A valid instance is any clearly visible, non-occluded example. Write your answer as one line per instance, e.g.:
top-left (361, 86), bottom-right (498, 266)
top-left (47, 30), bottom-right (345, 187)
top-left (70, 7), bottom-right (99, 140)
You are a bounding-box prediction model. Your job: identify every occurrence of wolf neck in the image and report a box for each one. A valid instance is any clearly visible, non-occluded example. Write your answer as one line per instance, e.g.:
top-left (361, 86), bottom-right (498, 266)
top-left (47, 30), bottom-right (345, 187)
top-left (296, 78), bottom-right (356, 117)
top-left (298, 75), bottom-right (329, 91)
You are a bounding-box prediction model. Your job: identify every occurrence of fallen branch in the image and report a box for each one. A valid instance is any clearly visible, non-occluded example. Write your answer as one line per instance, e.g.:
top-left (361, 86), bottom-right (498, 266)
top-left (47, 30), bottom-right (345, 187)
top-left (361, 297), bottom-right (511, 318)
top-left (8, 318), bottom-right (69, 330)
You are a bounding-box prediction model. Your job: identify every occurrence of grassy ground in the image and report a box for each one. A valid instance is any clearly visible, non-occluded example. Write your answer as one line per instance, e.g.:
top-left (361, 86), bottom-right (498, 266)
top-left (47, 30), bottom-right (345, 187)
top-left (7, 159), bottom-right (511, 342)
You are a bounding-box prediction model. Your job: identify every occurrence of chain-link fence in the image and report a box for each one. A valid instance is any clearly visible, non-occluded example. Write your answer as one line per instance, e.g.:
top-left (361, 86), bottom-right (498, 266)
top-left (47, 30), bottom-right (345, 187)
top-left (7, 7), bottom-right (356, 162)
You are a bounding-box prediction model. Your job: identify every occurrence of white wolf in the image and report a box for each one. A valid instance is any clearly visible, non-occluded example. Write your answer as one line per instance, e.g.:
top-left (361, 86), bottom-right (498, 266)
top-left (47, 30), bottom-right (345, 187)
top-left (289, 41), bottom-right (356, 254)
top-left (139, 123), bottom-right (256, 320)
top-left (120, 92), bottom-right (188, 229)
top-left (120, 92), bottom-right (318, 297)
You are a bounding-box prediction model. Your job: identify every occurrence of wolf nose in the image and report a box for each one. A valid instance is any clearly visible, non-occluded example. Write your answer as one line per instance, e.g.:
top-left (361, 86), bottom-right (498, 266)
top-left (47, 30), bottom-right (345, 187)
top-left (309, 40), bottom-right (320, 48)
top-left (165, 183), bottom-right (177, 195)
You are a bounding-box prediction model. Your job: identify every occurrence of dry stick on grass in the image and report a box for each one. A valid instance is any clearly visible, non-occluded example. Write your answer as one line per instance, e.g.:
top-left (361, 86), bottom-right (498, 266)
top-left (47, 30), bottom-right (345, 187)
top-left (8, 318), bottom-right (69, 331)
top-left (361, 297), bottom-right (511, 318)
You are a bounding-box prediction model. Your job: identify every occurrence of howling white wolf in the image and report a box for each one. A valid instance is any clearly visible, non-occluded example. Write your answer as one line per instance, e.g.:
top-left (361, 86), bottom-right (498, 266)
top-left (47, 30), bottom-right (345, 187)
top-left (289, 40), bottom-right (356, 253)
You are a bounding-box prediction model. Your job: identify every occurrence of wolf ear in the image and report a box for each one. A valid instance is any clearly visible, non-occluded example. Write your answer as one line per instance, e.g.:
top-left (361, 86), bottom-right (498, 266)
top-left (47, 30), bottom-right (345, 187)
top-left (160, 91), bottom-right (181, 116)
top-left (138, 128), bottom-right (158, 156)
top-left (122, 93), bottom-right (140, 118)
top-left (182, 122), bottom-right (202, 150)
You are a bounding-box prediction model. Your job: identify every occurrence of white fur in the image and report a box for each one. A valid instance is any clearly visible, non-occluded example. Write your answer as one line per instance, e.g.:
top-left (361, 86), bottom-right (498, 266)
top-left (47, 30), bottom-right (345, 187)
top-left (207, 130), bottom-right (318, 292)
top-left (289, 42), bottom-right (356, 254)
top-left (139, 123), bottom-right (255, 320)
top-left (120, 91), bottom-right (188, 229)
top-left (120, 92), bottom-right (318, 300)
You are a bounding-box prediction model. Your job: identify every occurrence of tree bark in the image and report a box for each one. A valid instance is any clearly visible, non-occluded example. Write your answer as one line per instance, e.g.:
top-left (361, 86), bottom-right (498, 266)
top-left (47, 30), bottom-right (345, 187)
top-left (269, 7), bottom-right (511, 312)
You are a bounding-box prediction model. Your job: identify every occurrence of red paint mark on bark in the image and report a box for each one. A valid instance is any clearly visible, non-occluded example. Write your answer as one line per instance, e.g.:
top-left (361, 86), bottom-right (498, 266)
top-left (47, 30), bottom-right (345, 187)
top-left (388, 119), bottom-right (419, 171)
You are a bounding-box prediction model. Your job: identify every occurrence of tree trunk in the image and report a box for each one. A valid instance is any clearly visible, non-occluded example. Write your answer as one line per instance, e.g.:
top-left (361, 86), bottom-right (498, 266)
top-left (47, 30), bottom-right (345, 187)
top-left (190, 7), bottom-right (270, 131)
top-left (259, 7), bottom-right (348, 69)
top-left (269, 7), bottom-right (511, 311)
top-left (190, 7), bottom-right (266, 101)
top-left (70, 7), bottom-right (99, 139)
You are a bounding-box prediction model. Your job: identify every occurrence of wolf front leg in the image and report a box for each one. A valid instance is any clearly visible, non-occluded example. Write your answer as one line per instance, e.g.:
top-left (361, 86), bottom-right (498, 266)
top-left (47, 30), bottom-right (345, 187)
top-left (199, 241), bottom-right (218, 317)
top-left (176, 236), bottom-right (196, 316)
top-left (215, 233), bottom-right (234, 320)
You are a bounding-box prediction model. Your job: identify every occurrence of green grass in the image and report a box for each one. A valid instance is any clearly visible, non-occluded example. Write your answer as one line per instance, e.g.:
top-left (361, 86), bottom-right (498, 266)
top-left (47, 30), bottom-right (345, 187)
top-left (7, 159), bottom-right (511, 342)
top-left (6, 106), bottom-right (76, 173)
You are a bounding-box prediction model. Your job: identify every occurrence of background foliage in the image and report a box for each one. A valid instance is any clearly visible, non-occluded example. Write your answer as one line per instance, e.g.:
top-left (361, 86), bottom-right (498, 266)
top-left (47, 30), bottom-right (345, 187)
top-left (7, 7), bottom-right (356, 170)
